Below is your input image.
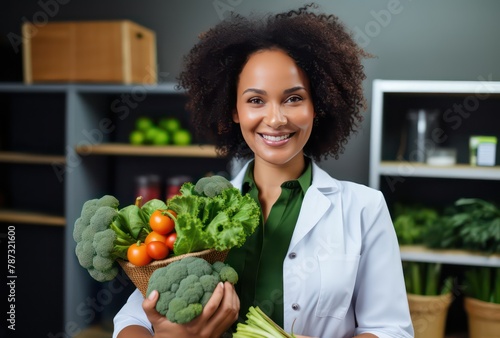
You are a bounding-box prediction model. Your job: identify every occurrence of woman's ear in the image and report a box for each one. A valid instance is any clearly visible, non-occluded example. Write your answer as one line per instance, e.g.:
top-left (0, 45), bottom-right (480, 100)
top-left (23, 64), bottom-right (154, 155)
top-left (232, 109), bottom-right (240, 123)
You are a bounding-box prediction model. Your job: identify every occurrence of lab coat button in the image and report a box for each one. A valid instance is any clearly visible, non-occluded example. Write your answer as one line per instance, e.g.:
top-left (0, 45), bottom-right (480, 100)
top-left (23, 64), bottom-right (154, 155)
top-left (291, 303), bottom-right (300, 311)
top-left (288, 252), bottom-right (297, 259)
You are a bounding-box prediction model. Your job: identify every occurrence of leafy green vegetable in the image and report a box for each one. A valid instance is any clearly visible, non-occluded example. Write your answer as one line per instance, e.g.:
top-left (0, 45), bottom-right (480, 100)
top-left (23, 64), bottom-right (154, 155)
top-left (73, 195), bottom-right (168, 281)
top-left (233, 306), bottom-right (296, 338)
top-left (146, 256), bottom-right (238, 324)
top-left (166, 176), bottom-right (260, 255)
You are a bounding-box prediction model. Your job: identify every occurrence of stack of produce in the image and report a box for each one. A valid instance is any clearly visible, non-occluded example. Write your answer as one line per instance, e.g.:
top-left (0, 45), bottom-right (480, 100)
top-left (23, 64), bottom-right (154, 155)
top-left (73, 174), bottom-right (260, 294)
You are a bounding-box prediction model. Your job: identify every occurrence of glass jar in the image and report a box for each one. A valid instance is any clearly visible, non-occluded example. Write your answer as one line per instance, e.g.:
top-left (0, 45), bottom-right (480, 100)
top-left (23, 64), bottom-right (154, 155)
top-left (135, 174), bottom-right (161, 202)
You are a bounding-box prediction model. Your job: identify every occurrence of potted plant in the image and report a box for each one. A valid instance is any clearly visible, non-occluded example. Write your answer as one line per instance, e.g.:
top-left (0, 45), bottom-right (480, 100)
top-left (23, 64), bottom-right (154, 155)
top-left (423, 198), bottom-right (500, 253)
top-left (463, 267), bottom-right (500, 338)
top-left (393, 204), bottom-right (455, 338)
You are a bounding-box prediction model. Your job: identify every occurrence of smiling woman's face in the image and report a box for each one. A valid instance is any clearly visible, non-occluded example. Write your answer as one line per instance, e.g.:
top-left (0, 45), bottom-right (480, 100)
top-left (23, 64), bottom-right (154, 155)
top-left (233, 49), bottom-right (315, 167)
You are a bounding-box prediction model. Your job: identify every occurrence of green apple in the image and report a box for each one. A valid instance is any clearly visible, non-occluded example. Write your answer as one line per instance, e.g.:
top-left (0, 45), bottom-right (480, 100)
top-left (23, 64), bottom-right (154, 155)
top-left (129, 130), bottom-right (145, 145)
top-left (152, 129), bottom-right (170, 145)
top-left (135, 116), bottom-right (154, 131)
top-left (159, 117), bottom-right (181, 132)
top-left (145, 127), bottom-right (162, 143)
top-left (172, 129), bottom-right (192, 146)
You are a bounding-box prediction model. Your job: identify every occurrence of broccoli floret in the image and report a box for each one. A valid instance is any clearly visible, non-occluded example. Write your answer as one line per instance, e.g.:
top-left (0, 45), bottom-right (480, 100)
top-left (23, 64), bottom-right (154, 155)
top-left (220, 265), bottom-right (238, 284)
top-left (176, 275), bottom-right (204, 304)
top-left (212, 261), bottom-right (226, 273)
top-left (146, 257), bottom-right (238, 324)
top-left (200, 292), bottom-right (212, 307)
top-left (194, 175), bottom-right (233, 198)
top-left (199, 274), bottom-right (219, 293)
top-left (73, 195), bottom-right (122, 282)
top-left (186, 257), bottom-right (213, 277)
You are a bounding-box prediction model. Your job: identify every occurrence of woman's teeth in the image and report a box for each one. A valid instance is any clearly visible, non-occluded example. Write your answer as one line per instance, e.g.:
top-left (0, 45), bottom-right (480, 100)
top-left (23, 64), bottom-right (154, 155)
top-left (262, 134), bottom-right (290, 141)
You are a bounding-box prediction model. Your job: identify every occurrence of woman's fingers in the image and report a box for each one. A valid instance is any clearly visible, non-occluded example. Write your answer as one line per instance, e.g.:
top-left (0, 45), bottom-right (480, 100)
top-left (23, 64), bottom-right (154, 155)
top-left (200, 282), bottom-right (225, 319)
top-left (142, 290), bottom-right (166, 324)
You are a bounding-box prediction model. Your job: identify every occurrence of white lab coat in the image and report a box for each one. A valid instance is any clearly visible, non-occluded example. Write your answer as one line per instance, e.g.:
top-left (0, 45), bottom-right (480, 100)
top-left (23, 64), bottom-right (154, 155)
top-left (113, 161), bottom-right (414, 338)
top-left (231, 161), bottom-right (414, 338)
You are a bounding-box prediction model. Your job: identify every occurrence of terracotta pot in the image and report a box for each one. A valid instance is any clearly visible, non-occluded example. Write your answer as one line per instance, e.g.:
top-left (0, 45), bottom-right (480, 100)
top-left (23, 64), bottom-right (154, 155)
top-left (407, 293), bottom-right (453, 338)
top-left (464, 297), bottom-right (500, 338)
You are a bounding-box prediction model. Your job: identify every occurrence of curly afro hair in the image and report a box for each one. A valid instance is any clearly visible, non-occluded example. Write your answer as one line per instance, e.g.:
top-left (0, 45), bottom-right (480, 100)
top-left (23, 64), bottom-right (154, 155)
top-left (178, 4), bottom-right (370, 161)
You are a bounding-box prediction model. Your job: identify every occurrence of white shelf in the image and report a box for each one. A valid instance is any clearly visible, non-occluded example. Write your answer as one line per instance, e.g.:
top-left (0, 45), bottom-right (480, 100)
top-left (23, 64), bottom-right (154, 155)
top-left (379, 161), bottom-right (500, 181)
top-left (400, 245), bottom-right (500, 267)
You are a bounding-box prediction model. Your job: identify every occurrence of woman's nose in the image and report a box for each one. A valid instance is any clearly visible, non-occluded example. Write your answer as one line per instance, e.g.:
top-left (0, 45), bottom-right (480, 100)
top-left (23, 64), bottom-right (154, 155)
top-left (264, 104), bottom-right (287, 128)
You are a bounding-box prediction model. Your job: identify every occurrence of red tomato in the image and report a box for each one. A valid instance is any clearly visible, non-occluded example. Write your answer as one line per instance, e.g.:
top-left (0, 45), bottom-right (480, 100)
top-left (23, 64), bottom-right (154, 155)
top-left (145, 231), bottom-right (167, 244)
top-left (146, 241), bottom-right (169, 260)
top-left (149, 209), bottom-right (175, 235)
top-left (127, 243), bottom-right (152, 266)
top-left (165, 232), bottom-right (177, 251)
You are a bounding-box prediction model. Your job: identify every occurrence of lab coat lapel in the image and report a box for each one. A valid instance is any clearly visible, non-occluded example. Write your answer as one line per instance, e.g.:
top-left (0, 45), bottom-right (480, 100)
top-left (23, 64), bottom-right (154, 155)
top-left (289, 186), bottom-right (331, 249)
top-left (288, 163), bottom-right (339, 249)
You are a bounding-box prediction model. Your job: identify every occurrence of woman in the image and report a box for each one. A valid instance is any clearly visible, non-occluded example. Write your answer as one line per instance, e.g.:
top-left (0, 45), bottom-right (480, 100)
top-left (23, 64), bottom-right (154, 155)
top-left (113, 5), bottom-right (414, 338)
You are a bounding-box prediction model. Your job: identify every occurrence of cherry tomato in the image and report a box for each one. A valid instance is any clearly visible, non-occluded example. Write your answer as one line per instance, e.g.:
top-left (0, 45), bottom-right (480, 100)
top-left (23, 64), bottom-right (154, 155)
top-left (145, 231), bottom-right (167, 244)
top-left (127, 242), bottom-right (152, 266)
top-left (146, 241), bottom-right (169, 260)
top-left (149, 209), bottom-right (175, 235)
top-left (165, 232), bottom-right (177, 251)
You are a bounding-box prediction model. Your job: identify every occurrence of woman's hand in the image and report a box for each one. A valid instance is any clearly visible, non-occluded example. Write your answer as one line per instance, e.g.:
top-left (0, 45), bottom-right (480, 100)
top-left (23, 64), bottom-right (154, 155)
top-left (142, 282), bottom-right (240, 338)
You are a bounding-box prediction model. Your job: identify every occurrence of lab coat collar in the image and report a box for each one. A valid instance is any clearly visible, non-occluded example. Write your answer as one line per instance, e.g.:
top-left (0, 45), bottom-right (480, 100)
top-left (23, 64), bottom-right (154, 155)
top-left (230, 159), bottom-right (341, 195)
top-left (231, 160), bottom-right (341, 250)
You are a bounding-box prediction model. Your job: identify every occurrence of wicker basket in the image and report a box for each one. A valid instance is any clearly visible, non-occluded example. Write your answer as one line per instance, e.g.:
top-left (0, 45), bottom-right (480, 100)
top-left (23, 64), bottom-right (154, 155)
top-left (118, 249), bottom-right (229, 297)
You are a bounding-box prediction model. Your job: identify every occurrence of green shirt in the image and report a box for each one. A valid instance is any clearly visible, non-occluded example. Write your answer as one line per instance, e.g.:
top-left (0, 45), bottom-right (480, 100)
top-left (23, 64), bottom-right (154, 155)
top-left (225, 159), bottom-right (312, 327)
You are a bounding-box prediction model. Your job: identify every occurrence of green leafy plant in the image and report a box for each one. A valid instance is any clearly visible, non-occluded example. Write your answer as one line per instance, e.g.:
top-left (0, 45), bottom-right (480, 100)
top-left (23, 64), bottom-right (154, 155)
top-left (392, 204), bottom-right (453, 296)
top-left (464, 267), bottom-right (500, 304)
top-left (403, 262), bottom-right (454, 296)
top-left (424, 198), bottom-right (500, 253)
top-left (392, 203), bottom-right (440, 245)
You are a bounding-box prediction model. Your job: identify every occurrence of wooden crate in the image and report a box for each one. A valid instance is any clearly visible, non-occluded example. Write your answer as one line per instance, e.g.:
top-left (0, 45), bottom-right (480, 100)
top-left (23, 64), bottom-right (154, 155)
top-left (22, 20), bottom-right (157, 84)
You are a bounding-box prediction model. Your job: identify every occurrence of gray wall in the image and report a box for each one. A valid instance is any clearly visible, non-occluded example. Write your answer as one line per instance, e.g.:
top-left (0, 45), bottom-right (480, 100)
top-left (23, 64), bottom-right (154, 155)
top-left (2, 0), bottom-right (500, 184)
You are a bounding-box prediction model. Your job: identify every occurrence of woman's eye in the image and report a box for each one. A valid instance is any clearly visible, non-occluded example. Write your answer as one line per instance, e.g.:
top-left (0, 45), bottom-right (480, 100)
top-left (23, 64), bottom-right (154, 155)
top-left (248, 97), bottom-right (264, 104)
top-left (286, 96), bottom-right (303, 103)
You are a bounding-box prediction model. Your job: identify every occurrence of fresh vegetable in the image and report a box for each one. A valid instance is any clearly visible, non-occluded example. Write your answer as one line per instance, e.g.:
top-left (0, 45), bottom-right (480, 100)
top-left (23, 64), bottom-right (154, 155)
top-left (146, 256), bottom-right (238, 324)
top-left (233, 306), bottom-right (296, 338)
top-left (73, 195), bottom-right (130, 282)
top-left (165, 232), bottom-right (177, 251)
top-left (149, 209), bottom-right (176, 235)
top-left (127, 242), bottom-right (152, 266)
top-left (146, 241), bottom-right (169, 260)
top-left (167, 175), bottom-right (260, 255)
top-left (145, 231), bottom-right (168, 244)
top-left (74, 195), bottom-right (168, 281)
top-left (193, 174), bottom-right (233, 197)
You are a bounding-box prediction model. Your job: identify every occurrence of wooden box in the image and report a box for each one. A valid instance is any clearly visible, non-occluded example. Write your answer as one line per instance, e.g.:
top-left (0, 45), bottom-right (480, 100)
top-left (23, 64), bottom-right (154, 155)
top-left (22, 20), bottom-right (157, 84)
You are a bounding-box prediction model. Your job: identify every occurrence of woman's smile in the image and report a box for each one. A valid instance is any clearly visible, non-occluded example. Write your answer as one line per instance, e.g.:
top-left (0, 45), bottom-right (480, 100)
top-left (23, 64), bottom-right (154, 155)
top-left (234, 49), bottom-right (315, 167)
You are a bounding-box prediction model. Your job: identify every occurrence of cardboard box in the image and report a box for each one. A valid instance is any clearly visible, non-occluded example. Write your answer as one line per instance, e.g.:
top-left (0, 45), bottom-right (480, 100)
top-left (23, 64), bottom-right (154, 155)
top-left (22, 20), bottom-right (157, 84)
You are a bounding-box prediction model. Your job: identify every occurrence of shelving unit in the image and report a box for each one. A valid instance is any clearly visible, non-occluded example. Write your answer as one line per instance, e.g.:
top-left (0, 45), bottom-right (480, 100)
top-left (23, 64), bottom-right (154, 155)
top-left (370, 80), bottom-right (500, 263)
top-left (0, 82), bottom-right (230, 336)
top-left (369, 79), bottom-right (500, 336)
